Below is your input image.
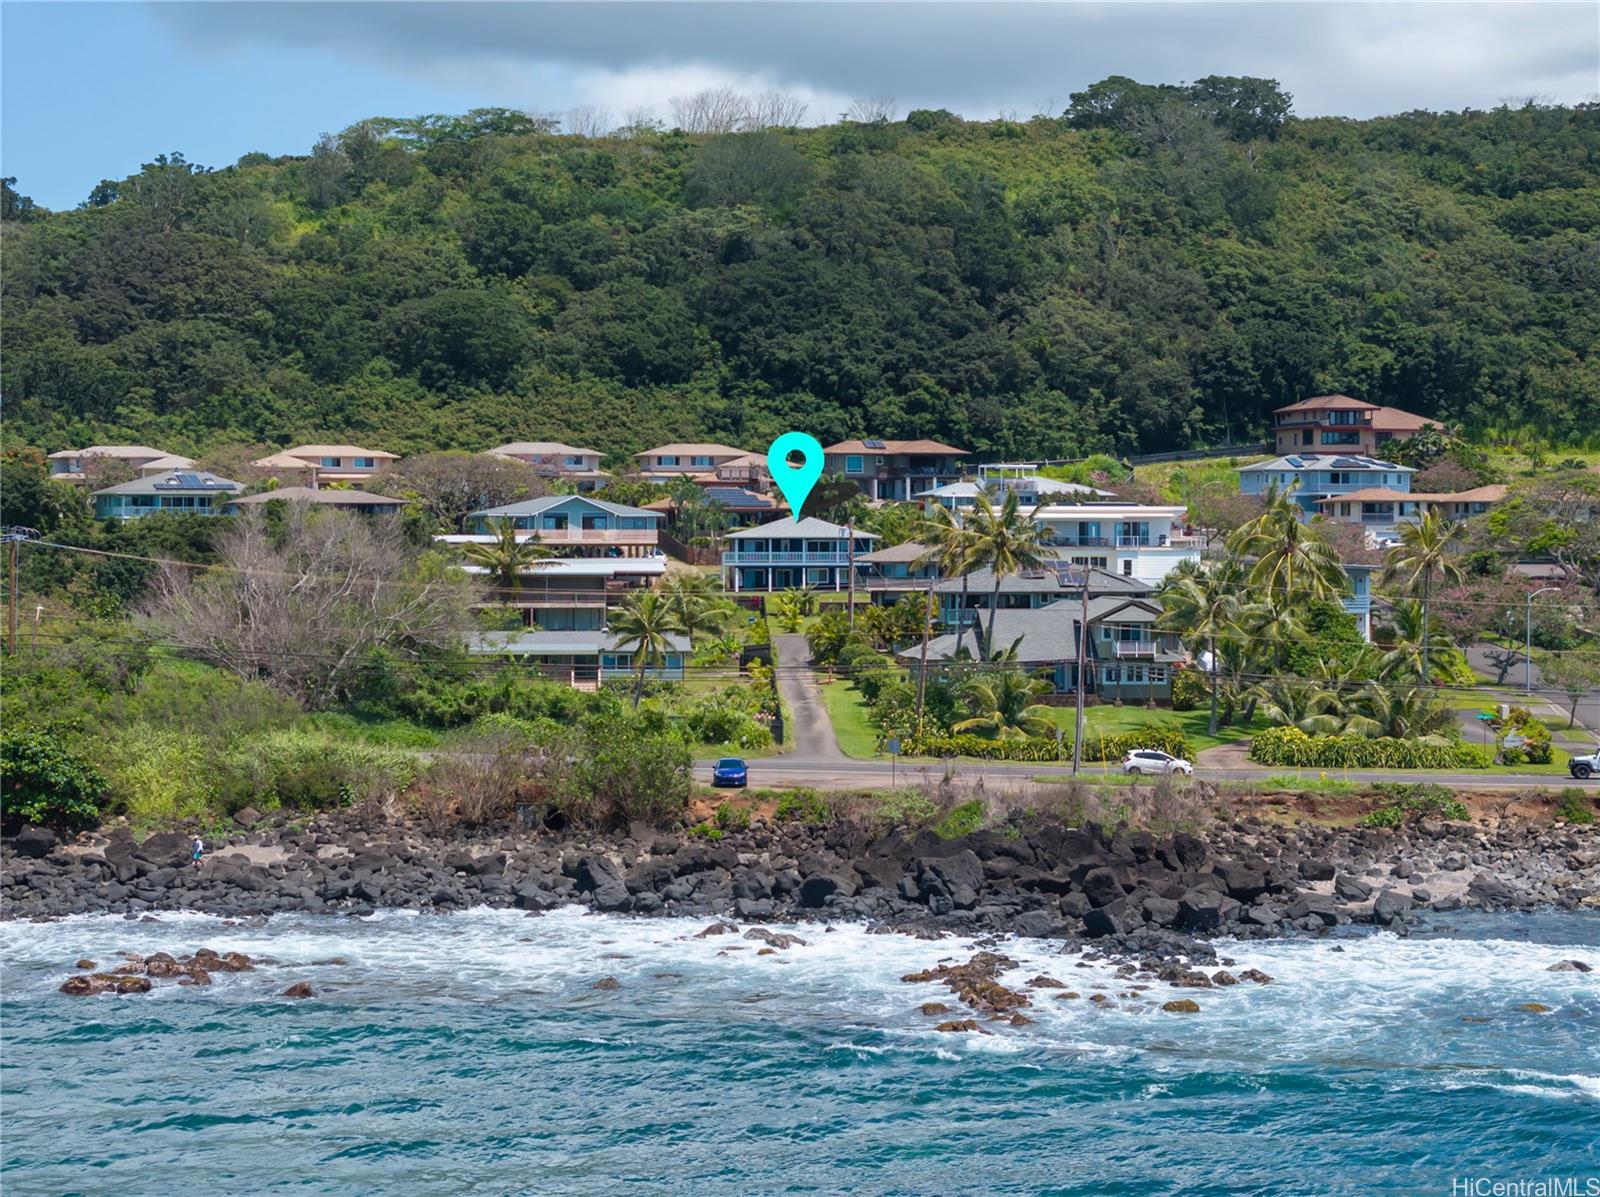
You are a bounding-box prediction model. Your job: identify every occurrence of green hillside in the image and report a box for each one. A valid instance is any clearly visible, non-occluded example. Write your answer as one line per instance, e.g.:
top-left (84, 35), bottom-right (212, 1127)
top-left (3, 80), bottom-right (1598, 461)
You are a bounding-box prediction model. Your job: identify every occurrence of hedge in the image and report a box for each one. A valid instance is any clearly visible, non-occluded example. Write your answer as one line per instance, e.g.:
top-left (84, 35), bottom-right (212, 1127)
top-left (1248, 726), bottom-right (1492, 770)
top-left (900, 725), bottom-right (1194, 763)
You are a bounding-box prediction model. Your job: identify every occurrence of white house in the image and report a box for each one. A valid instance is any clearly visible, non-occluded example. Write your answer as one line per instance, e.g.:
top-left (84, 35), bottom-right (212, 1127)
top-left (722, 517), bottom-right (879, 591)
top-left (1028, 504), bottom-right (1200, 584)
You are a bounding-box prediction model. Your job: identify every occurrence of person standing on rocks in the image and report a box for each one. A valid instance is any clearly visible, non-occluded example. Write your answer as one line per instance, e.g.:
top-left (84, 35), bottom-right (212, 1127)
top-left (190, 835), bottom-right (204, 866)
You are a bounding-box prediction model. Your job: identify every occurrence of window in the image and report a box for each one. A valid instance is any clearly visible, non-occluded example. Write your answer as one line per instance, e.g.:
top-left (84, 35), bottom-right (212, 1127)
top-left (1121, 560), bottom-right (1134, 576)
top-left (1321, 431), bottom-right (1359, 445)
top-left (658, 455), bottom-right (679, 467)
top-left (320, 456), bottom-right (339, 468)
top-left (691, 455), bottom-right (711, 467)
top-left (845, 455), bottom-right (864, 474)
top-left (563, 456), bottom-right (583, 467)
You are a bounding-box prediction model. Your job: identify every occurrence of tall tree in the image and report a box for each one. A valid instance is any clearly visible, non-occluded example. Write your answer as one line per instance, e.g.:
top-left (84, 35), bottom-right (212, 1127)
top-left (1382, 508), bottom-right (1466, 683)
top-left (1228, 487), bottom-right (1347, 604)
top-left (608, 590), bottom-right (688, 709)
top-left (962, 489), bottom-right (1047, 659)
top-left (462, 522), bottom-right (550, 594)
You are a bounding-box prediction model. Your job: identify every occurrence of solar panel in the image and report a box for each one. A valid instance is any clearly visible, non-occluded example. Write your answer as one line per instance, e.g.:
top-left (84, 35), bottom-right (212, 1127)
top-left (863, 439), bottom-right (887, 450)
top-left (174, 472), bottom-right (201, 487)
top-left (1285, 456), bottom-right (1304, 468)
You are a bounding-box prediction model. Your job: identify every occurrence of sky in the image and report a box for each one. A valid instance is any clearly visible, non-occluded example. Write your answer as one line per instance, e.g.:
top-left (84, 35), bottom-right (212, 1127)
top-left (3, 1), bottom-right (1597, 210)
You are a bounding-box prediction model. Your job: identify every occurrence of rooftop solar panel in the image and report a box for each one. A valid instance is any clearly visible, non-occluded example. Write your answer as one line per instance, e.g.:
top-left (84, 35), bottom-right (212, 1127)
top-left (863, 439), bottom-right (887, 449)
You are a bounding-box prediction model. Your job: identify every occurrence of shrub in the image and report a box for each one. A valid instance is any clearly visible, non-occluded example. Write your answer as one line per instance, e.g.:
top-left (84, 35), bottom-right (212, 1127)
top-left (714, 801), bottom-right (751, 831)
top-left (1170, 667), bottom-right (1207, 712)
top-left (687, 822), bottom-right (724, 840)
top-left (864, 787), bottom-right (938, 831)
top-left (1555, 788), bottom-right (1596, 825)
top-left (774, 787), bottom-right (831, 825)
top-left (1360, 783), bottom-right (1470, 827)
top-left (100, 727), bottom-right (218, 828)
top-left (1249, 726), bottom-right (1491, 770)
top-left (224, 731), bottom-right (418, 813)
top-left (564, 722), bottom-right (691, 828)
top-left (1, 725), bottom-right (107, 832)
top-left (931, 799), bottom-right (984, 840)
top-left (900, 724), bottom-right (1192, 763)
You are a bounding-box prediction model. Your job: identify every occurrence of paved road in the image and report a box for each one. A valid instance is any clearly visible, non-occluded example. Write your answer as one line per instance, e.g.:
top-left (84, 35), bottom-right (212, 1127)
top-left (770, 633), bottom-right (844, 762)
top-left (1464, 643), bottom-right (1600, 734)
top-left (697, 754), bottom-right (1589, 792)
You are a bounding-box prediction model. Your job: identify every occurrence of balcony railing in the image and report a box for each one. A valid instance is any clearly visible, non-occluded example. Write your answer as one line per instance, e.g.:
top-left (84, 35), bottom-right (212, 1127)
top-left (1041, 534), bottom-right (1197, 549)
top-left (502, 527), bottom-right (658, 545)
top-left (724, 551), bottom-right (850, 566)
top-left (1113, 640), bottom-right (1157, 657)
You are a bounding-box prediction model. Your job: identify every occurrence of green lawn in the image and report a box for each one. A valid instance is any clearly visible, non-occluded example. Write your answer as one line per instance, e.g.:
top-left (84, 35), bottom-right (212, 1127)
top-left (1040, 703), bottom-right (1265, 755)
top-left (816, 677), bottom-right (883, 758)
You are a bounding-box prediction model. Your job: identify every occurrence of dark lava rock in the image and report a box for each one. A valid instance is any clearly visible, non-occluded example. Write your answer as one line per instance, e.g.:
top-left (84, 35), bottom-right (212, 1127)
top-left (1162, 998), bottom-right (1200, 1013)
top-left (14, 826), bottom-right (56, 858)
top-left (592, 976), bottom-right (621, 991)
top-left (281, 982), bottom-right (315, 998)
top-left (1334, 874), bottom-right (1374, 902)
top-left (1285, 893), bottom-right (1338, 926)
top-left (1548, 959), bottom-right (1592, 973)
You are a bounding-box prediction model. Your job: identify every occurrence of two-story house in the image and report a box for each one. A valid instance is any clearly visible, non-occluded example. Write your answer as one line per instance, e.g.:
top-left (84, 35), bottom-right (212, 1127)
top-left (486, 442), bottom-right (609, 491)
top-left (462, 495), bottom-right (664, 558)
top-left (1272, 395), bottom-right (1442, 455)
top-left (48, 446), bottom-right (193, 482)
top-left (452, 555), bottom-right (668, 631)
top-left (1238, 454), bottom-right (1416, 520)
top-left (1313, 483), bottom-right (1506, 537)
top-left (931, 565), bottom-right (1153, 627)
top-left (722, 517), bottom-right (879, 591)
top-left (634, 443), bottom-right (752, 482)
top-left (1028, 504), bottom-right (1200, 583)
top-left (902, 595), bottom-right (1183, 702)
top-left (824, 439), bottom-right (969, 501)
top-left (93, 470), bottom-right (243, 520)
top-left (858, 542), bottom-right (939, 605)
top-left (254, 444), bottom-right (399, 487)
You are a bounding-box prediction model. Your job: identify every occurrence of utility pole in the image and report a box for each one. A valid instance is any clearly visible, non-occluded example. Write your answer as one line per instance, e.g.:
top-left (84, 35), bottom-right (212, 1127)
top-left (2, 528), bottom-right (38, 656)
top-left (1072, 572), bottom-right (1089, 776)
top-left (846, 521), bottom-right (856, 629)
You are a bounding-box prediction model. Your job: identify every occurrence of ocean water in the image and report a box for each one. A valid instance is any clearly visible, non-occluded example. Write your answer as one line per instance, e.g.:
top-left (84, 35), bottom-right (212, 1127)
top-left (2, 908), bottom-right (1597, 1196)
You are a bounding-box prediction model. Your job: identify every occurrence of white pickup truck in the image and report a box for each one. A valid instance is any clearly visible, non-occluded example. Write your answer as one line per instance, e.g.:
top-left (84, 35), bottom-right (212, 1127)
top-left (1569, 748), bottom-right (1600, 780)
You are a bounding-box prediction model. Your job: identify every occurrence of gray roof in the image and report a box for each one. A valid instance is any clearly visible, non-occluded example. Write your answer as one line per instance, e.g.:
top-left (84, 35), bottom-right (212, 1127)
top-left (859, 541), bottom-right (933, 564)
top-left (915, 479), bottom-right (1113, 499)
top-left (225, 487), bottom-right (406, 508)
top-left (932, 564), bottom-right (1151, 597)
top-left (902, 597), bottom-right (1163, 665)
top-left (1241, 453), bottom-right (1411, 474)
top-left (92, 470), bottom-right (243, 496)
top-left (471, 494), bottom-right (663, 522)
top-left (725, 517), bottom-right (880, 540)
top-left (467, 630), bottom-right (691, 656)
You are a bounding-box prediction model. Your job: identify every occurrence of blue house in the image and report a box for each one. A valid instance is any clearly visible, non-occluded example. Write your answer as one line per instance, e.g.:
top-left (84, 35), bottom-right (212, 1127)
top-left (466, 495), bottom-right (664, 557)
top-left (1238, 454), bottom-right (1414, 519)
top-left (722, 517), bottom-right (879, 591)
top-left (93, 470), bottom-right (243, 520)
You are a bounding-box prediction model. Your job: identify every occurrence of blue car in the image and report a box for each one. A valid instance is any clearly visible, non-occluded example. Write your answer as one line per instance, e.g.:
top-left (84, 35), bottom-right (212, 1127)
top-left (712, 757), bottom-right (748, 787)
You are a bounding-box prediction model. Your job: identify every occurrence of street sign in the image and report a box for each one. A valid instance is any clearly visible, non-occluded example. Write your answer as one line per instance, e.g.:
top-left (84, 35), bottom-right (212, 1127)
top-left (1502, 732), bottom-right (1526, 749)
top-left (886, 737), bottom-right (901, 756)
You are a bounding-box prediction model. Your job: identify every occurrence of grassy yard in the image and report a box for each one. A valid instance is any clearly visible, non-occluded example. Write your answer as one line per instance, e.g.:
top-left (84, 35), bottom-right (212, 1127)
top-left (816, 677), bottom-right (883, 758)
top-left (1040, 703), bottom-right (1266, 756)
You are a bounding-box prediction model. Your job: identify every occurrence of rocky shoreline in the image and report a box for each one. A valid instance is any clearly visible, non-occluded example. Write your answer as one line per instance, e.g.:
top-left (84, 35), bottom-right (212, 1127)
top-left (6, 811), bottom-right (1598, 958)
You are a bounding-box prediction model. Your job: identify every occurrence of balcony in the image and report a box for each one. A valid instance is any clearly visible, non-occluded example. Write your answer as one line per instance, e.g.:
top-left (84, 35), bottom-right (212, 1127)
top-left (1113, 640), bottom-right (1157, 657)
top-left (724, 550), bottom-right (851, 566)
top-left (511, 527), bottom-right (658, 546)
top-left (1042, 534), bottom-right (1195, 549)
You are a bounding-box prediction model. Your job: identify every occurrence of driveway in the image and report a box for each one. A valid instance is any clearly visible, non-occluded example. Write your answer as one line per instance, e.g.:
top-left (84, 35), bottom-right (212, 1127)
top-left (771, 632), bottom-right (845, 762)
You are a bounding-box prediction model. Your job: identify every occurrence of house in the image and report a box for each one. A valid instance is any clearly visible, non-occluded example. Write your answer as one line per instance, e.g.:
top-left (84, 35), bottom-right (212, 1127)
top-left (708, 452), bottom-right (772, 491)
top-left (722, 517), bottom-right (879, 592)
top-left (485, 442), bottom-right (608, 492)
top-left (48, 446), bottom-right (188, 482)
top-left (257, 444), bottom-right (399, 486)
top-left (463, 495), bottom-right (665, 558)
top-left (918, 463), bottom-right (1111, 514)
top-left (824, 439), bottom-right (969, 501)
top-left (901, 595), bottom-right (1184, 702)
top-left (1029, 504), bottom-right (1201, 583)
top-left (1342, 563), bottom-right (1375, 641)
top-left (446, 555), bottom-right (668, 630)
top-left (1272, 395), bottom-right (1442, 454)
top-left (1312, 484), bottom-right (1506, 536)
top-left (1238, 454), bottom-right (1415, 519)
top-left (223, 487), bottom-right (407, 516)
top-left (93, 470), bottom-right (243, 519)
top-left (644, 486), bottom-right (781, 533)
top-left (858, 542), bottom-right (940, 604)
top-left (251, 452), bottom-right (324, 487)
top-left (466, 628), bottom-right (689, 689)
top-left (931, 564), bottom-right (1153, 627)
top-left (634, 443), bottom-right (752, 482)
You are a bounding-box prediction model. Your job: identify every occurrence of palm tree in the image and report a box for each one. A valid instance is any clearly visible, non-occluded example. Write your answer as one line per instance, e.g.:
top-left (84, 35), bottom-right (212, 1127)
top-left (1382, 508), bottom-right (1465, 684)
top-left (1254, 677), bottom-right (1343, 735)
top-left (963, 488), bottom-right (1048, 658)
top-left (608, 590), bottom-right (688, 709)
top-left (953, 671), bottom-right (1055, 740)
top-left (1228, 485), bottom-right (1347, 604)
top-left (1376, 597), bottom-right (1459, 683)
top-left (659, 571), bottom-right (736, 643)
top-left (463, 523), bottom-right (549, 594)
top-left (911, 505), bottom-right (979, 733)
top-left (1157, 560), bottom-right (1244, 736)
top-left (1341, 681), bottom-right (1452, 740)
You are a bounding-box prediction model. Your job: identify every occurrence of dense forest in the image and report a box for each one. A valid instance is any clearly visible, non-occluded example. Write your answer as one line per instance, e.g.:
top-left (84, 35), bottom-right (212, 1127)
top-left (3, 77), bottom-right (1598, 462)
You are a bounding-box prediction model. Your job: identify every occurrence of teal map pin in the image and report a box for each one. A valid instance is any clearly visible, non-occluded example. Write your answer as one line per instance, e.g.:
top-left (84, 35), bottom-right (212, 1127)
top-left (767, 432), bottom-right (824, 517)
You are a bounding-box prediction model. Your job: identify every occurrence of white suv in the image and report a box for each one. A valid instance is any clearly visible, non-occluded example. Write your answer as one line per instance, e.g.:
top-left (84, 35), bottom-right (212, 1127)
top-left (1122, 749), bottom-right (1194, 776)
